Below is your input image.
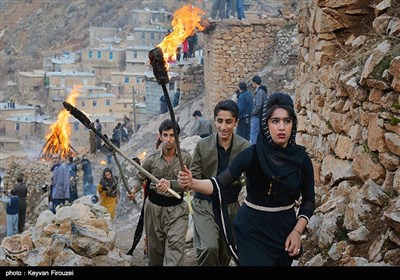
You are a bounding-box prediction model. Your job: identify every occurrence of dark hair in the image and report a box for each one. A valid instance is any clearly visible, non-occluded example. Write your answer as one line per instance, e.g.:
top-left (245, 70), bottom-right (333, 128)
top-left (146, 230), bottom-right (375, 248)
top-left (239, 81), bottom-right (247, 91)
top-left (17, 177), bottom-right (23, 183)
top-left (264, 92), bottom-right (296, 123)
top-left (103, 167), bottom-right (113, 176)
top-left (252, 75), bottom-right (261, 85)
top-left (11, 189), bottom-right (17, 196)
top-left (158, 119), bottom-right (180, 135)
top-left (95, 119), bottom-right (100, 122)
top-left (192, 110), bottom-right (202, 117)
top-left (214, 100), bottom-right (239, 120)
top-left (69, 156), bottom-right (73, 163)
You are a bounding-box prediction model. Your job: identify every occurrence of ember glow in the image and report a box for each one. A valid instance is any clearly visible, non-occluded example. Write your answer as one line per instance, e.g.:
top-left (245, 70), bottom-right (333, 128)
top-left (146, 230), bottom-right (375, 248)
top-left (157, 5), bottom-right (205, 67)
top-left (138, 151), bottom-right (147, 161)
top-left (42, 85), bottom-right (81, 159)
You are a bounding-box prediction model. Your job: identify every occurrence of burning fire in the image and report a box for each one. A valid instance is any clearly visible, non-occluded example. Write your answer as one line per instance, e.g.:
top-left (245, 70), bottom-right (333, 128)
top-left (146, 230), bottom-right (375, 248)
top-left (41, 85), bottom-right (81, 160)
top-left (100, 160), bottom-right (107, 165)
top-left (157, 5), bottom-right (205, 67)
top-left (137, 151), bottom-right (147, 161)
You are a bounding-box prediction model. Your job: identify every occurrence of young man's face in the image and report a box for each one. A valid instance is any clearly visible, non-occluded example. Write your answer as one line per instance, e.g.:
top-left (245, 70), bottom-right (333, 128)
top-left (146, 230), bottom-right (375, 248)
top-left (215, 110), bottom-right (237, 142)
top-left (159, 128), bottom-right (176, 151)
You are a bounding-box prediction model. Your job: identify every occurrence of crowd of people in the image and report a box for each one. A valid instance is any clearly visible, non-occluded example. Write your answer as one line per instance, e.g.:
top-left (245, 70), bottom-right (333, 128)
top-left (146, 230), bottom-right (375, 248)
top-left (125, 89), bottom-right (315, 266)
top-left (210, 0), bottom-right (246, 21)
top-left (0, 92), bottom-right (315, 267)
top-left (156, 93), bottom-right (315, 266)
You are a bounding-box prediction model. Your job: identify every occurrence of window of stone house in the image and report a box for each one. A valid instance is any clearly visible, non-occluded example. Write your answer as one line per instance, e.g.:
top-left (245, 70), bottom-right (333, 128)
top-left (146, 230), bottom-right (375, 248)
top-left (109, 109), bottom-right (112, 113)
top-left (169, 81), bottom-right (175, 91)
top-left (89, 50), bottom-right (93, 58)
top-left (141, 32), bottom-right (145, 39)
top-left (109, 52), bottom-right (113, 60)
top-left (124, 76), bottom-right (129, 83)
top-left (136, 77), bottom-right (141, 83)
top-left (73, 122), bottom-right (79, 131)
top-left (134, 51), bottom-right (137, 59)
top-left (16, 123), bottom-right (20, 131)
top-left (97, 51), bottom-right (101, 59)
top-left (105, 99), bottom-right (110, 106)
top-left (93, 100), bottom-right (97, 107)
top-left (151, 33), bottom-right (154, 40)
top-left (81, 101), bottom-right (85, 107)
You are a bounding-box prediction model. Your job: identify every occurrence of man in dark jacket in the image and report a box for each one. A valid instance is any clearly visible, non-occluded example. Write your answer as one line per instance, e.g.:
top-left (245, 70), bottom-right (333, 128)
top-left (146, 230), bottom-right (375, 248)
top-left (236, 81), bottom-right (253, 141)
top-left (13, 176), bottom-right (27, 233)
top-left (160, 96), bottom-right (168, 114)
top-left (250, 75), bottom-right (268, 145)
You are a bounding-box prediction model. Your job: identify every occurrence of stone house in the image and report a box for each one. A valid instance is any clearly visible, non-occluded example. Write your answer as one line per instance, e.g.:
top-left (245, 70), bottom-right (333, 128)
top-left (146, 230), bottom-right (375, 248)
top-left (46, 71), bottom-right (96, 111)
top-left (81, 47), bottom-right (126, 89)
top-left (131, 8), bottom-right (172, 29)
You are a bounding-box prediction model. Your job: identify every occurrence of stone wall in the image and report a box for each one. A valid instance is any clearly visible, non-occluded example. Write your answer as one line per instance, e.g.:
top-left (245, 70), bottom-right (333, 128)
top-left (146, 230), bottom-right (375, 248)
top-left (295, 0), bottom-right (400, 264)
top-left (202, 18), bottom-right (290, 116)
top-left (180, 64), bottom-right (204, 101)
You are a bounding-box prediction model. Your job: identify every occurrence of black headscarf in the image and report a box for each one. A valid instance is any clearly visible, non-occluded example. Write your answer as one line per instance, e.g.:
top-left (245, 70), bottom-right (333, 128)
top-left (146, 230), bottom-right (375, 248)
top-left (256, 93), bottom-right (307, 195)
top-left (100, 167), bottom-right (118, 197)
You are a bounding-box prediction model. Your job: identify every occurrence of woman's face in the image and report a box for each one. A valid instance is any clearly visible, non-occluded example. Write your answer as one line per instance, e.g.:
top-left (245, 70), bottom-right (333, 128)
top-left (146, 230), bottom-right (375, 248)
top-left (105, 171), bottom-right (112, 179)
top-left (267, 108), bottom-right (293, 147)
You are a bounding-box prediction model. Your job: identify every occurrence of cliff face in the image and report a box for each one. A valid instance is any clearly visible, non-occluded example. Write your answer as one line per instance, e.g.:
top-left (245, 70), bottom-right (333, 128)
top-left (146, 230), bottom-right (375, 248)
top-left (296, 0), bottom-right (400, 266)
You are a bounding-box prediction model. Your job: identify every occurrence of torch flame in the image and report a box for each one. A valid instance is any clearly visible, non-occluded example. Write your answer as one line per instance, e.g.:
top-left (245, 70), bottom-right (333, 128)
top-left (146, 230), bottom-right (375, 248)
top-left (42, 85), bottom-right (81, 159)
top-left (157, 5), bottom-right (205, 67)
top-left (138, 151), bottom-right (147, 161)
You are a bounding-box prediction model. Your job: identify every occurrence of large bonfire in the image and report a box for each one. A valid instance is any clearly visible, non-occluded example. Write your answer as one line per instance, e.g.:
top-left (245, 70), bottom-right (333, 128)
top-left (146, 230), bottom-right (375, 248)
top-left (39, 85), bottom-right (81, 160)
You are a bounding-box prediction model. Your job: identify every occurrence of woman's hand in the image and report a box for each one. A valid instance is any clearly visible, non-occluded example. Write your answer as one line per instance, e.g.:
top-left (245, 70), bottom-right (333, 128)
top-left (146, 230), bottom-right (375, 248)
top-left (156, 178), bottom-right (170, 193)
top-left (178, 165), bottom-right (192, 190)
top-left (285, 229), bottom-right (302, 257)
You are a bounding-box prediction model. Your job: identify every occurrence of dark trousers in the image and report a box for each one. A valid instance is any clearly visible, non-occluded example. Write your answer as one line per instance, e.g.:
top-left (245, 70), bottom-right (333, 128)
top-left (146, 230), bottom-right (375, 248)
top-left (236, 117), bottom-right (250, 141)
top-left (18, 198), bottom-right (26, 233)
top-left (51, 198), bottom-right (66, 214)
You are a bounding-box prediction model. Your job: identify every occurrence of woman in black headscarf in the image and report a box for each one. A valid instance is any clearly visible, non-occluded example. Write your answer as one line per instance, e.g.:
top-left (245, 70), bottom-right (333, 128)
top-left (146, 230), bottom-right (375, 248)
top-left (97, 167), bottom-right (119, 219)
top-left (160, 92), bottom-right (315, 266)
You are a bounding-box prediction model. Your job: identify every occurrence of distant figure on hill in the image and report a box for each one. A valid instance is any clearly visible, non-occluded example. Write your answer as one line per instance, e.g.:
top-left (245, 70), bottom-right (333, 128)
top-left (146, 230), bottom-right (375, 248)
top-left (1, 189), bottom-right (20, 236)
top-left (12, 176), bottom-right (27, 233)
top-left (160, 95), bottom-right (168, 114)
top-left (83, 175), bottom-right (96, 196)
top-left (173, 88), bottom-right (181, 107)
top-left (189, 110), bottom-right (213, 138)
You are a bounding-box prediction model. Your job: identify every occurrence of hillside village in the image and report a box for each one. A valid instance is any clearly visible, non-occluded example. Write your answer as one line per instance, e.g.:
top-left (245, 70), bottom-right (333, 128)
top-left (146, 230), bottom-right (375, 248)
top-left (0, 0), bottom-right (399, 268)
top-left (0, 6), bottom-right (201, 156)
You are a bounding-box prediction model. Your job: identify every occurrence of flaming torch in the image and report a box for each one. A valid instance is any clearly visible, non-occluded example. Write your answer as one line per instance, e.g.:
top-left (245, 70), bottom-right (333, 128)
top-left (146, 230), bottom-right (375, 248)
top-left (149, 4), bottom-right (205, 170)
top-left (63, 101), bottom-right (181, 199)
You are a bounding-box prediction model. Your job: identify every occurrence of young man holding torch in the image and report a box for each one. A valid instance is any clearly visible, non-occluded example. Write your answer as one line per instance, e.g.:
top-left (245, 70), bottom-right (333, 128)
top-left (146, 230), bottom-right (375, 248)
top-left (127, 119), bottom-right (192, 266)
top-left (189, 100), bottom-right (250, 266)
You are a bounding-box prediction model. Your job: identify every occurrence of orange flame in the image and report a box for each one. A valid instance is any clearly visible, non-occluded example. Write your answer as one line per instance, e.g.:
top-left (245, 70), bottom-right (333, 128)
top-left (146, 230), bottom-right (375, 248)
top-left (138, 151), bottom-right (147, 161)
top-left (157, 5), bottom-right (205, 66)
top-left (100, 160), bottom-right (107, 165)
top-left (42, 85), bottom-right (81, 159)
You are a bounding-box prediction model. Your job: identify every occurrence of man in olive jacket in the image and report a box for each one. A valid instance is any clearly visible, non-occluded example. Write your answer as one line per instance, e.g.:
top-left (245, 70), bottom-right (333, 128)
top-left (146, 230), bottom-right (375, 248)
top-left (190, 100), bottom-right (250, 266)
